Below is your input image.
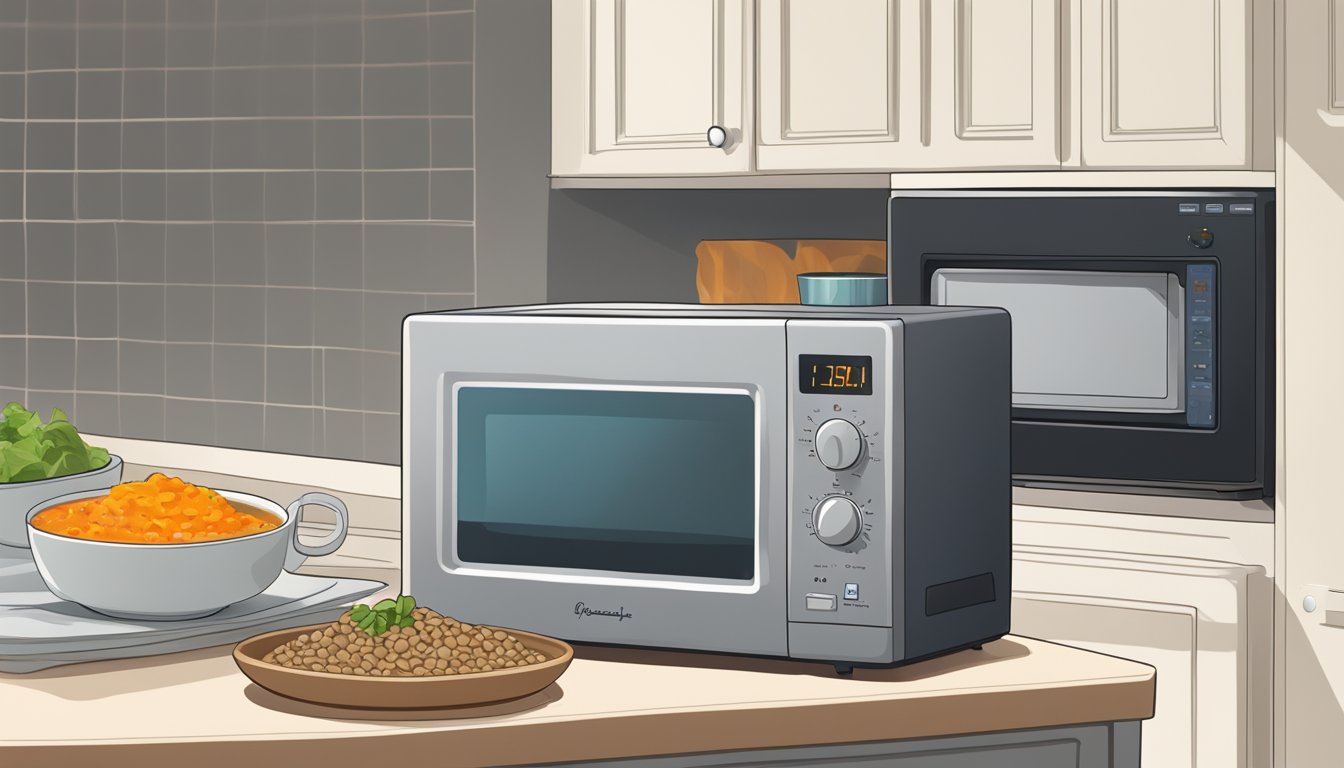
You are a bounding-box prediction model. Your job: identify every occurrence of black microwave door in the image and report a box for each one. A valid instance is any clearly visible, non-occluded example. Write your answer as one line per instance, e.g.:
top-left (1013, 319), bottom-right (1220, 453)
top-left (888, 193), bottom-right (1272, 497)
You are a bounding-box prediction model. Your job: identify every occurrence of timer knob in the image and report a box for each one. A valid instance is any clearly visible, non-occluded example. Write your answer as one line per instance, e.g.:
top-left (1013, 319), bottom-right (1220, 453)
top-left (814, 419), bottom-right (863, 470)
top-left (812, 497), bottom-right (863, 547)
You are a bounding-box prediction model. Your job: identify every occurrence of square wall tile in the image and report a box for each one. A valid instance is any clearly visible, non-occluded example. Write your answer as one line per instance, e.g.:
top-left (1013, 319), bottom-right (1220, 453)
top-left (363, 223), bottom-right (472, 292)
top-left (165, 173), bottom-right (212, 221)
top-left (122, 122), bottom-right (167, 169)
top-left (165, 397), bottom-right (215, 445)
top-left (265, 224), bottom-right (314, 285)
top-left (165, 122), bottom-right (212, 170)
top-left (166, 70), bottom-right (213, 118)
top-left (365, 412), bottom-right (399, 464)
top-left (430, 11), bottom-right (473, 62)
top-left (0, 123), bottom-right (20, 170)
top-left (365, 119), bottom-right (429, 169)
top-left (314, 223), bottom-right (363, 289)
top-left (0, 75), bottom-right (22, 119)
top-left (75, 172), bottom-right (122, 220)
top-left (363, 67), bottom-right (428, 116)
top-left (27, 391), bottom-right (77, 425)
top-left (261, 68), bottom-right (315, 117)
top-left (73, 393), bottom-right (120, 437)
top-left (313, 288), bottom-right (363, 349)
top-left (315, 120), bottom-right (361, 169)
top-left (364, 171), bottom-right (428, 220)
top-left (265, 286), bottom-right (314, 346)
top-left (212, 344), bottom-right (265, 401)
top-left (361, 290), bottom-right (424, 351)
top-left (315, 67), bottom-right (362, 117)
top-left (27, 223), bottom-right (76, 281)
top-left (117, 284), bottom-right (167, 341)
top-left (119, 394), bottom-right (165, 440)
top-left (75, 283), bottom-right (118, 337)
top-left (27, 282), bottom-right (76, 337)
top-left (75, 223), bottom-right (117, 281)
top-left (364, 15), bottom-right (427, 65)
top-left (431, 170), bottom-right (472, 221)
top-left (314, 172), bottom-right (362, 220)
top-left (0, 280), bottom-right (24, 335)
top-left (77, 123), bottom-right (123, 171)
top-left (165, 224), bottom-right (213, 283)
top-left (0, 338), bottom-right (23, 388)
top-left (212, 120), bottom-right (264, 169)
top-left (26, 174), bottom-right (75, 220)
top-left (27, 339), bottom-right (76, 391)
top-left (116, 223), bottom-right (166, 281)
top-left (263, 18), bottom-right (315, 66)
top-left (212, 223), bottom-right (265, 284)
top-left (264, 405), bottom-right (314, 455)
top-left (212, 173), bottom-right (265, 221)
top-left (79, 19), bottom-right (126, 70)
top-left (212, 286), bottom-right (265, 343)
top-left (316, 20), bottom-right (362, 66)
top-left (216, 21), bottom-right (265, 67)
top-left (121, 173), bottom-right (167, 220)
top-left (26, 123), bottom-right (76, 170)
top-left (431, 118), bottom-right (472, 168)
top-left (265, 347), bottom-right (314, 405)
top-left (215, 401), bottom-right (264, 449)
top-left (0, 222), bottom-right (22, 278)
top-left (76, 339), bottom-right (119, 392)
top-left (264, 173), bottom-right (316, 222)
top-left (77, 72), bottom-right (123, 119)
top-left (119, 340), bottom-right (166, 394)
top-left (321, 349), bottom-right (363, 410)
top-left (213, 68), bottom-right (262, 118)
top-left (430, 64), bottom-right (472, 116)
top-left (166, 343), bottom-right (213, 398)
top-left (363, 350), bottom-right (399, 412)
top-left (260, 121), bottom-right (315, 170)
top-left (123, 70), bottom-right (167, 119)
top-left (27, 73), bottom-right (76, 120)
top-left (322, 408), bottom-right (364, 461)
top-left (165, 285), bottom-right (213, 342)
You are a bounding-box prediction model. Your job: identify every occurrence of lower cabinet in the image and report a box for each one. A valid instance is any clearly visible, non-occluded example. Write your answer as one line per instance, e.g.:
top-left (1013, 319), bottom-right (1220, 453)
top-left (1012, 510), bottom-right (1273, 768)
top-left (533, 722), bottom-right (1139, 767)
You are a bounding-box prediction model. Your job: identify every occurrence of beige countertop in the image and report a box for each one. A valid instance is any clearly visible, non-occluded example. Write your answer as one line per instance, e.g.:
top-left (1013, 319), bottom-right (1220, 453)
top-left (0, 633), bottom-right (1154, 767)
top-left (0, 441), bottom-right (1156, 766)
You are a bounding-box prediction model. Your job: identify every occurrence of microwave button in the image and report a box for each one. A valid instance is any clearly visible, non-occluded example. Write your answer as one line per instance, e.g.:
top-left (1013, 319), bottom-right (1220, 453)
top-left (844, 583), bottom-right (860, 600)
top-left (1229, 202), bottom-right (1255, 215)
top-left (1188, 228), bottom-right (1214, 249)
top-left (1204, 203), bottom-right (1225, 214)
top-left (1178, 202), bottom-right (1201, 215)
top-left (815, 419), bottom-right (864, 470)
top-left (806, 593), bottom-right (838, 611)
top-left (812, 497), bottom-right (863, 547)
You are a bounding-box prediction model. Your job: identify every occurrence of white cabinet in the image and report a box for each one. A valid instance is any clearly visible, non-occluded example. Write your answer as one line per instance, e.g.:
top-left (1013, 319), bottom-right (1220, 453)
top-left (755, 0), bottom-right (1059, 171)
top-left (551, 0), bottom-right (752, 175)
top-left (1076, 0), bottom-right (1267, 168)
top-left (924, 0), bottom-right (1060, 169)
top-left (1012, 505), bottom-right (1273, 768)
top-left (755, 0), bottom-right (921, 171)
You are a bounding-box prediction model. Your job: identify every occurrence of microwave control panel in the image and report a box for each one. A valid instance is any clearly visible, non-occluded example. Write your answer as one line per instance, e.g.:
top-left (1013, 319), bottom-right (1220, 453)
top-left (786, 322), bottom-right (894, 629)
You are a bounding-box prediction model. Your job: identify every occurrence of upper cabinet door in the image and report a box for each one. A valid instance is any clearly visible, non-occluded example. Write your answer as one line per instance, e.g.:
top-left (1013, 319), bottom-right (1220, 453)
top-left (1080, 0), bottom-right (1253, 168)
top-left (924, 0), bottom-right (1061, 169)
top-left (756, 0), bottom-right (922, 171)
top-left (552, 0), bottom-right (752, 176)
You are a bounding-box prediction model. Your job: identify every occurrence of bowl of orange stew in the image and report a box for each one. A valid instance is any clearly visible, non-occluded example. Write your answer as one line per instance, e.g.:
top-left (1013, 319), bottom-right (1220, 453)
top-left (25, 474), bottom-right (349, 620)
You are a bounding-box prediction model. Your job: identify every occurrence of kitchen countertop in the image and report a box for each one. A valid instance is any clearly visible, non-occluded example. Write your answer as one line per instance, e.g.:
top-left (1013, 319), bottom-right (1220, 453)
top-left (0, 440), bottom-right (1156, 766)
top-left (0, 629), bottom-right (1154, 767)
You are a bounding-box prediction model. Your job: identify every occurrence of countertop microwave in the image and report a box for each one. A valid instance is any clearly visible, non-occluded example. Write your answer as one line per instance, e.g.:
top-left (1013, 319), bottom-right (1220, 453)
top-left (403, 303), bottom-right (1012, 670)
top-left (889, 190), bottom-right (1274, 502)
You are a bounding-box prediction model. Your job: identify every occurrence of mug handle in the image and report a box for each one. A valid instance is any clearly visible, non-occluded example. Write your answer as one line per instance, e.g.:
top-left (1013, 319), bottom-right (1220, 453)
top-left (282, 492), bottom-right (350, 572)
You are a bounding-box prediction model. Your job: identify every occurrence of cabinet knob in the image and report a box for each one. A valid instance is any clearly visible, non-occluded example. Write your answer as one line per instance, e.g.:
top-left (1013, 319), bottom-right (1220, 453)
top-left (707, 125), bottom-right (728, 148)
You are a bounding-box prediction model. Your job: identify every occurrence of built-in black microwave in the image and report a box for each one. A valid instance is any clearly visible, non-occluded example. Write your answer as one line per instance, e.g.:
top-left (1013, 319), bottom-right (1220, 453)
top-left (888, 191), bottom-right (1274, 501)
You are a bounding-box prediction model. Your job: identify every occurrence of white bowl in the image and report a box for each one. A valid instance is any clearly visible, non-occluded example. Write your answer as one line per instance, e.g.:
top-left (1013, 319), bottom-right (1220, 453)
top-left (0, 455), bottom-right (123, 548)
top-left (26, 488), bottom-right (349, 620)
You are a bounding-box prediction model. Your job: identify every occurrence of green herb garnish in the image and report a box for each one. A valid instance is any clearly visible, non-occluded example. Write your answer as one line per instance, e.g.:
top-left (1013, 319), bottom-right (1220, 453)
top-left (349, 594), bottom-right (416, 637)
top-left (0, 402), bottom-right (111, 484)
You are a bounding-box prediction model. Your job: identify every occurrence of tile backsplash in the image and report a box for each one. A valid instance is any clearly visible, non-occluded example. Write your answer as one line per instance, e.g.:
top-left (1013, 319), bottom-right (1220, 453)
top-left (0, 0), bottom-right (477, 464)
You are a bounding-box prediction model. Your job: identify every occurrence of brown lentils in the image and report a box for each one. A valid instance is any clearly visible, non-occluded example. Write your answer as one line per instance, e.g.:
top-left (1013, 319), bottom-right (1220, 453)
top-left (262, 607), bottom-right (552, 677)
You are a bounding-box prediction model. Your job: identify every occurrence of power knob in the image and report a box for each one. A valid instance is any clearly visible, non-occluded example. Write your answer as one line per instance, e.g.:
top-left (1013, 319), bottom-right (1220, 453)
top-left (812, 497), bottom-right (863, 547)
top-left (814, 419), bottom-right (863, 470)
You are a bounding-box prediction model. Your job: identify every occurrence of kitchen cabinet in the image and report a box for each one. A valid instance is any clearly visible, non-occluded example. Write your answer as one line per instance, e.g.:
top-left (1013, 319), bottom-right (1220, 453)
top-left (1013, 501), bottom-right (1273, 768)
top-left (1075, 0), bottom-right (1270, 169)
top-left (1280, 1), bottom-right (1344, 766)
top-left (551, 0), bottom-right (753, 176)
top-left (757, 0), bottom-right (1058, 172)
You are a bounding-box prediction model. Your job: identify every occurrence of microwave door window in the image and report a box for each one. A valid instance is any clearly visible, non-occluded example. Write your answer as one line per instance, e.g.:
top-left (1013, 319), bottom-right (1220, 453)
top-left (931, 268), bottom-right (1184, 413)
top-left (454, 387), bottom-right (756, 580)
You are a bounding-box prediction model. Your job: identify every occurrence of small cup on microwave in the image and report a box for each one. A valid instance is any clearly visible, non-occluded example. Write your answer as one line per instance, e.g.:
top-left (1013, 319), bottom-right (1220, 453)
top-left (797, 273), bottom-right (888, 306)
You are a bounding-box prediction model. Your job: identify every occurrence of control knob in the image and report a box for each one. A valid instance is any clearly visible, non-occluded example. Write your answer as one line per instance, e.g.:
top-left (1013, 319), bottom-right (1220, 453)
top-left (814, 418), bottom-right (863, 470)
top-left (812, 496), bottom-right (862, 547)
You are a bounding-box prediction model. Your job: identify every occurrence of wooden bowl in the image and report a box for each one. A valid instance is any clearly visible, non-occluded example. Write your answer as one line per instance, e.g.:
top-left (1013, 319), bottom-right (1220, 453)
top-left (233, 622), bottom-right (574, 710)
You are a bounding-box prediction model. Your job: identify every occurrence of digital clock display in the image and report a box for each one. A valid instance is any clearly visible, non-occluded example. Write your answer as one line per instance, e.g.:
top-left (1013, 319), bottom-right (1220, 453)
top-left (799, 354), bottom-right (873, 395)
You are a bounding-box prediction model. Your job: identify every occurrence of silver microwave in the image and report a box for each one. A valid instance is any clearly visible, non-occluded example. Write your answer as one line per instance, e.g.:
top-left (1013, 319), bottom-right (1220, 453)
top-left (402, 303), bottom-right (1012, 670)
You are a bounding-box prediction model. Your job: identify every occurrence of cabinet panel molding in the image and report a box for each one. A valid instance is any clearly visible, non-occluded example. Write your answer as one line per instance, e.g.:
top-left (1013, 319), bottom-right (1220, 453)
top-left (955, 0), bottom-right (1036, 138)
top-left (1332, 0), bottom-right (1344, 112)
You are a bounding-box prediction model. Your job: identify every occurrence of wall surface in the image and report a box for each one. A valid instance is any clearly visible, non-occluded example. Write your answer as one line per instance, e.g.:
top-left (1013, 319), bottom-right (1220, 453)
top-left (0, 0), bottom-right (476, 464)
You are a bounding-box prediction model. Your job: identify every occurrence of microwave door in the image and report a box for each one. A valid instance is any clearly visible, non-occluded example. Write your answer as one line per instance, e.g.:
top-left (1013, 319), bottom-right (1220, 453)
top-left (930, 268), bottom-right (1187, 417)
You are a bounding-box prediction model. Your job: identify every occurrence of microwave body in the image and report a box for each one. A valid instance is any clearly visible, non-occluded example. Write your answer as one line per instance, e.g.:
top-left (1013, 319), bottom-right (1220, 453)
top-left (889, 191), bottom-right (1274, 501)
top-left (403, 304), bottom-right (1011, 667)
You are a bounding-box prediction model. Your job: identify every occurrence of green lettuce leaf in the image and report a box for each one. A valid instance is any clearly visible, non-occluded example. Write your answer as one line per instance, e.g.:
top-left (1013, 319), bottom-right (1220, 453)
top-left (0, 402), bottom-right (111, 483)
